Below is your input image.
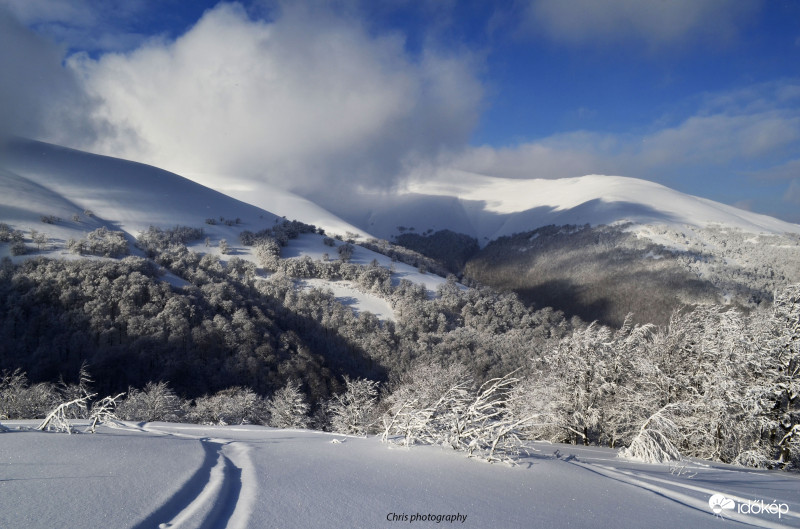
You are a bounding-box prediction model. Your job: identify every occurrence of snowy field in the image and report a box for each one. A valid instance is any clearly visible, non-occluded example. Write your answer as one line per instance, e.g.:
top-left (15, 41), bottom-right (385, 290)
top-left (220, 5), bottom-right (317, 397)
top-left (2, 421), bottom-right (799, 529)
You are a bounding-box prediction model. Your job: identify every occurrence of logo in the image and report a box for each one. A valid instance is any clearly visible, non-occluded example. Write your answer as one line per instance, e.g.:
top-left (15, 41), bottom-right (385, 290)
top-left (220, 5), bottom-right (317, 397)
top-left (708, 493), bottom-right (790, 519)
top-left (708, 494), bottom-right (735, 516)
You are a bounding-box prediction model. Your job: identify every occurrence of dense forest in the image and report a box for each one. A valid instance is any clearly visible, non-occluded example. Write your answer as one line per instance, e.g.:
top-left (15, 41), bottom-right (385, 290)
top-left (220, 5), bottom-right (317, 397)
top-left (395, 224), bottom-right (800, 327)
top-left (1, 222), bottom-right (798, 469)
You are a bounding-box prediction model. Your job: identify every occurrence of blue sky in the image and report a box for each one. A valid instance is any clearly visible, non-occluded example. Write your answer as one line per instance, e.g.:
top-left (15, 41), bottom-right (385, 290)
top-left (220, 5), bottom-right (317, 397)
top-left (1, 0), bottom-right (799, 221)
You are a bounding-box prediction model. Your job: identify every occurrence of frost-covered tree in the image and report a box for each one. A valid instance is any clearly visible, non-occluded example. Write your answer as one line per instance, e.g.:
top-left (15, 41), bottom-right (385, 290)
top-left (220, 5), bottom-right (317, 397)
top-left (117, 382), bottom-right (183, 422)
top-left (37, 394), bottom-right (93, 434)
top-left (190, 387), bottom-right (268, 426)
top-left (765, 285), bottom-right (800, 467)
top-left (328, 376), bottom-right (379, 435)
top-left (266, 381), bottom-right (310, 429)
top-left (337, 243), bottom-right (354, 262)
top-left (88, 393), bottom-right (125, 433)
top-left (0, 370), bottom-right (59, 420)
top-left (619, 404), bottom-right (683, 463)
top-left (381, 362), bottom-right (472, 446)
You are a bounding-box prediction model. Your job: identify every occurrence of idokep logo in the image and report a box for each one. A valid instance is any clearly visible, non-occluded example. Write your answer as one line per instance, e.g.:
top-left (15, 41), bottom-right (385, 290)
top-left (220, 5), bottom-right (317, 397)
top-left (708, 492), bottom-right (790, 519)
top-left (708, 494), bottom-right (735, 516)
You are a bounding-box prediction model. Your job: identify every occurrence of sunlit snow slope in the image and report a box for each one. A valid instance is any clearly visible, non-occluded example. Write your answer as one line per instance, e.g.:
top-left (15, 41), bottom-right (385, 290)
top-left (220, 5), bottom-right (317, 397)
top-left (316, 169), bottom-right (800, 245)
top-left (0, 137), bottom-right (283, 242)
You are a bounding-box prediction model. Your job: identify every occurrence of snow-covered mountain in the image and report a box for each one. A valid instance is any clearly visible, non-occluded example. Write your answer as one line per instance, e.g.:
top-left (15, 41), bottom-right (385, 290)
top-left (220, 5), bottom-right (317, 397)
top-left (3, 136), bottom-right (799, 328)
top-left (0, 137), bottom-right (283, 247)
top-left (312, 169), bottom-right (800, 245)
top-left (0, 137), bottom-right (449, 318)
top-left (6, 136), bottom-right (798, 255)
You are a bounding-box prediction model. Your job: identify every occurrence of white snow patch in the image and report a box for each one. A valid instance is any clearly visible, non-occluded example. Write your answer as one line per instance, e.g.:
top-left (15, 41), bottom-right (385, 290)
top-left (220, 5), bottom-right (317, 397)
top-left (299, 278), bottom-right (395, 321)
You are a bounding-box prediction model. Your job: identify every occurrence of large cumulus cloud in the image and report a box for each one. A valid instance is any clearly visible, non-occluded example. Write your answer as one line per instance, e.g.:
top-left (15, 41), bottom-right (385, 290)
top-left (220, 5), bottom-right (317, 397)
top-left (67, 2), bottom-right (483, 191)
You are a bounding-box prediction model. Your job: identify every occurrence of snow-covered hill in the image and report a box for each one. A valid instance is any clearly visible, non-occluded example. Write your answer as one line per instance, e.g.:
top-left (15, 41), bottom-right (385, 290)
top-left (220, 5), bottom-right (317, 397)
top-left (1, 421), bottom-right (798, 529)
top-left (0, 137), bottom-right (449, 314)
top-left (0, 137), bottom-right (280, 251)
top-left (314, 169), bottom-right (800, 245)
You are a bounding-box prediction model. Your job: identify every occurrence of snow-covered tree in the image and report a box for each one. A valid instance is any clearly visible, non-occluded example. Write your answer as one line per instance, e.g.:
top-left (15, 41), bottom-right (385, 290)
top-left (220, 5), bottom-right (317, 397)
top-left (36, 394), bottom-right (93, 434)
top-left (619, 404), bottom-right (683, 463)
top-left (88, 393), bottom-right (125, 433)
top-left (266, 381), bottom-right (310, 429)
top-left (328, 376), bottom-right (379, 435)
top-left (117, 382), bottom-right (182, 422)
top-left (190, 387), bottom-right (268, 426)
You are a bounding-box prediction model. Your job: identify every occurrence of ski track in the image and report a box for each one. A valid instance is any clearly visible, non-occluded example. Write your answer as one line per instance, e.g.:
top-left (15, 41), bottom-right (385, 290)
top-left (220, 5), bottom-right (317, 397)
top-left (115, 423), bottom-right (253, 529)
top-left (125, 422), bottom-right (800, 529)
top-left (569, 458), bottom-right (800, 528)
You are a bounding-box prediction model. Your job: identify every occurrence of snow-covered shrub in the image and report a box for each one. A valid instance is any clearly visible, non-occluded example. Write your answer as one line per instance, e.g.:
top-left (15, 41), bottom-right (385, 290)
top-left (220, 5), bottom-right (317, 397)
top-left (136, 225), bottom-right (204, 254)
top-left (117, 382), bottom-right (183, 422)
top-left (88, 393), bottom-right (125, 433)
top-left (68, 227), bottom-right (129, 257)
top-left (328, 376), bottom-right (379, 435)
top-left (37, 395), bottom-right (93, 434)
top-left (266, 381), bottom-right (310, 429)
top-left (10, 241), bottom-right (27, 255)
top-left (254, 237), bottom-right (281, 271)
top-left (337, 243), bottom-right (354, 262)
top-left (380, 362), bottom-right (472, 446)
top-left (0, 370), bottom-right (60, 419)
top-left (189, 387), bottom-right (268, 426)
top-left (381, 364), bottom-right (538, 462)
top-left (620, 405), bottom-right (683, 464)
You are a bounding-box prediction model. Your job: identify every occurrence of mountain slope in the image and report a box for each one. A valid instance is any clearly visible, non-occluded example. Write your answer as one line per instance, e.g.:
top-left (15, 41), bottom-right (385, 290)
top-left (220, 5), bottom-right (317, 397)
top-left (0, 137), bottom-right (450, 318)
top-left (314, 170), bottom-right (800, 245)
top-left (306, 170), bottom-right (800, 326)
top-left (0, 137), bottom-right (283, 242)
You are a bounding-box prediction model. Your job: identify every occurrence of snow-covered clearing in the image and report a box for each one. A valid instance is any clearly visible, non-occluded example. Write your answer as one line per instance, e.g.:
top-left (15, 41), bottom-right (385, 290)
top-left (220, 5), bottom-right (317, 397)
top-left (298, 278), bottom-right (395, 321)
top-left (1, 421), bottom-right (798, 529)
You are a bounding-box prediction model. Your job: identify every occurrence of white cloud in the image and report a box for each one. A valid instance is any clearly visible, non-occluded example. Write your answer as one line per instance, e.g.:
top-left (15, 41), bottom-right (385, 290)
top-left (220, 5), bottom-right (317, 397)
top-left (68, 2), bottom-right (482, 191)
top-left (446, 81), bottom-right (800, 187)
top-left (0, 0), bottom-right (151, 52)
top-left (0, 8), bottom-right (97, 141)
top-left (522, 0), bottom-right (760, 48)
top-left (754, 158), bottom-right (800, 181)
top-left (783, 179), bottom-right (800, 204)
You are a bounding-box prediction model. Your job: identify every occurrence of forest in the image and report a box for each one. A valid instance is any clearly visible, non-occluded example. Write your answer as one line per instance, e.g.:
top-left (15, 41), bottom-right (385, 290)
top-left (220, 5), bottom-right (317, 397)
top-left (1, 222), bottom-right (798, 469)
top-left (402, 223), bottom-right (800, 326)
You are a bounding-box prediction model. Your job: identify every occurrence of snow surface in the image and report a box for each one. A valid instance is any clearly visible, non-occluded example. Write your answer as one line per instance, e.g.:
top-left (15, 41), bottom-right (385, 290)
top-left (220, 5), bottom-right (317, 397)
top-left (1, 421), bottom-right (798, 529)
